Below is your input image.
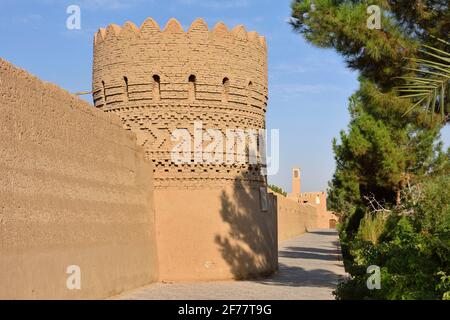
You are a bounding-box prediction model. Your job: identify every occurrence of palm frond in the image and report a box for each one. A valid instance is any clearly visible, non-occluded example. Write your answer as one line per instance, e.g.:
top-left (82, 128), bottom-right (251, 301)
top-left (395, 39), bottom-right (450, 122)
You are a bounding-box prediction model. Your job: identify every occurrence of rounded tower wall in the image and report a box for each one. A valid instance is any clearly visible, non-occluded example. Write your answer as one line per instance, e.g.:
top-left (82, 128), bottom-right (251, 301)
top-left (92, 18), bottom-right (269, 188)
top-left (91, 17), bottom-right (276, 282)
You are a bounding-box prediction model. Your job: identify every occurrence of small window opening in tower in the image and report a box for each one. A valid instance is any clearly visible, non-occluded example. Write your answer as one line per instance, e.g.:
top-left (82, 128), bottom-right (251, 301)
top-left (101, 81), bottom-right (106, 105)
top-left (247, 81), bottom-right (253, 106)
top-left (188, 75), bottom-right (196, 102)
top-left (123, 76), bottom-right (129, 101)
top-left (152, 75), bottom-right (160, 101)
top-left (222, 77), bottom-right (230, 103)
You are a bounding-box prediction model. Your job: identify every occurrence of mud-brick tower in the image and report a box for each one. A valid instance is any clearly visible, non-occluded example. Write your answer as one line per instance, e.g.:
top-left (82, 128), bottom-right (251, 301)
top-left (92, 18), bottom-right (277, 281)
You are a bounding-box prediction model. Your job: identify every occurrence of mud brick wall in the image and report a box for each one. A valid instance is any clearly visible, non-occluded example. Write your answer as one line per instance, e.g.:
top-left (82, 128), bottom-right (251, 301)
top-left (0, 59), bottom-right (158, 299)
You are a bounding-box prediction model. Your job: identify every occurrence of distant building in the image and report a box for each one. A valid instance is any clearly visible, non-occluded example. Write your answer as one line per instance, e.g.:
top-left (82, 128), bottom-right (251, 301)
top-left (287, 167), bottom-right (338, 228)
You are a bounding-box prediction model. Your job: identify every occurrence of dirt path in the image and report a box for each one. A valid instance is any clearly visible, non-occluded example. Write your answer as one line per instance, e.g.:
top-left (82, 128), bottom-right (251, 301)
top-left (113, 229), bottom-right (346, 300)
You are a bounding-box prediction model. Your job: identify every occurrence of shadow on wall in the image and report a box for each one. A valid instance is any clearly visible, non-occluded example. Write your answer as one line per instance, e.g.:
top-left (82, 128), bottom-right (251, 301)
top-left (215, 178), bottom-right (278, 280)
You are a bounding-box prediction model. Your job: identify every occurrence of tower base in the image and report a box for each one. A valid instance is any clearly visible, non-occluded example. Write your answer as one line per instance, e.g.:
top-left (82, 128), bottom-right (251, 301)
top-left (154, 183), bottom-right (278, 281)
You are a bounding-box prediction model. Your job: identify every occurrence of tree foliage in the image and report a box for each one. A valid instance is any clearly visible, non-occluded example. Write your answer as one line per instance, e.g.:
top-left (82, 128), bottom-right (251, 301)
top-left (268, 184), bottom-right (287, 197)
top-left (291, 0), bottom-right (449, 88)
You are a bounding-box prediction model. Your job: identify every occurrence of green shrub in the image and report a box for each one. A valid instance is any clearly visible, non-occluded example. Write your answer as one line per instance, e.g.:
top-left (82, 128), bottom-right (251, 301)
top-left (358, 213), bottom-right (387, 245)
top-left (335, 175), bottom-right (450, 300)
top-left (268, 184), bottom-right (287, 197)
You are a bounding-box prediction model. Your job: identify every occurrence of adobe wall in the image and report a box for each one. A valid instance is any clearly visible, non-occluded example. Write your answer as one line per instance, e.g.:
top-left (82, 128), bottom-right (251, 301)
top-left (316, 210), bottom-right (339, 229)
top-left (155, 185), bottom-right (278, 281)
top-left (297, 192), bottom-right (327, 213)
top-left (272, 193), bottom-right (319, 242)
top-left (0, 59), bottom-right (158, 299)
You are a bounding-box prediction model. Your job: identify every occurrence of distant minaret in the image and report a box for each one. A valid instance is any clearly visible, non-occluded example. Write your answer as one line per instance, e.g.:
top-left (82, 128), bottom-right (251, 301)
top-left (292, 167), bottom-right (301, 195)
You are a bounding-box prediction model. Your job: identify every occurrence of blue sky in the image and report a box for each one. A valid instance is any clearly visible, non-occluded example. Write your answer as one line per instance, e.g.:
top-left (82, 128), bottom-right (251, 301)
top-left (1, 0), bottom-right (449, 193)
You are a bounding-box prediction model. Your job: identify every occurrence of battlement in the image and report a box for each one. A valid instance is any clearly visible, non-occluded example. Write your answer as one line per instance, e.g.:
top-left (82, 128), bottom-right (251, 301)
top-left (92, 18), bottom-right (268, 112)
top-left (94, 18), bottom-right (267, 49)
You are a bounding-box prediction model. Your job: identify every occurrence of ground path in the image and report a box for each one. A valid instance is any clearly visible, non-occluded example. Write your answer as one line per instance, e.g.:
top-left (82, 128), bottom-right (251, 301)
top-left (113, 229), bottom-right (346, 300)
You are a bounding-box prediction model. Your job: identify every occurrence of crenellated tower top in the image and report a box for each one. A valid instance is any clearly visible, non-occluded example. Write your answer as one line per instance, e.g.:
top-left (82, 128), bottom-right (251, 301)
top-left (94, 18), bottom-right (267, 48)
top-left (92, 18), bottom-right (267, 111)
